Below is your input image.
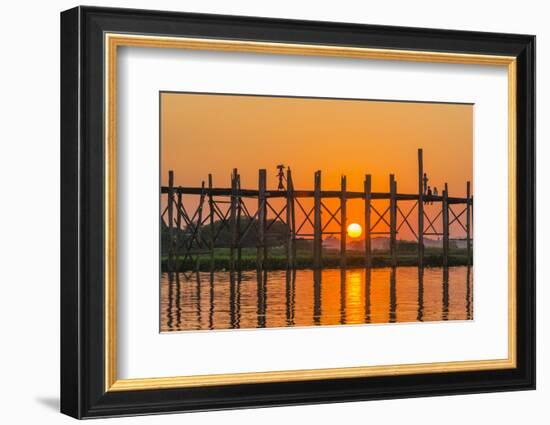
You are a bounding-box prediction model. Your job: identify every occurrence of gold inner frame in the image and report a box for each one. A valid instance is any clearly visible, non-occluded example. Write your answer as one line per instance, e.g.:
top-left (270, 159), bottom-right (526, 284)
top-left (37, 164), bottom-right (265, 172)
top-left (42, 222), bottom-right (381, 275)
top-left (104, 33), bottom-right (517, 392)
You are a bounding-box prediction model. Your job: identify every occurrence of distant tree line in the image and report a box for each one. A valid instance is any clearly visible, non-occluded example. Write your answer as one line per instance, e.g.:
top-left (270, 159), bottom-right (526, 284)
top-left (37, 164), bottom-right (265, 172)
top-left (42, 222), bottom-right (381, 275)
top-left (161, 217), bottom-right (290, 255)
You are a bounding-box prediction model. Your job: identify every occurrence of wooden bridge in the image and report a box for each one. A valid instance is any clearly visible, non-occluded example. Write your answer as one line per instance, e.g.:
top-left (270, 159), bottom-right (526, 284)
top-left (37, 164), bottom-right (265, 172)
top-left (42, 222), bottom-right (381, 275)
top-left (161, 149), bottom-right (472, 272)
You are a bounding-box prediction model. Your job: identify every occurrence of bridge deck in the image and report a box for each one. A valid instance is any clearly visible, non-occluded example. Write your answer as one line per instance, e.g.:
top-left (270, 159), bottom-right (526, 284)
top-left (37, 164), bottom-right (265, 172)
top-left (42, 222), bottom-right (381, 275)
top-left (160, 186), bottom-right (470, 204)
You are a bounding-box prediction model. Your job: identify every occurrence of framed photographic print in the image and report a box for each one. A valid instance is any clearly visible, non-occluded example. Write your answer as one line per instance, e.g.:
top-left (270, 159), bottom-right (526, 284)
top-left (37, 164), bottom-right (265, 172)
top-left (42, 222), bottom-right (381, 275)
top-left (60, 6), bottom-right (535, 419)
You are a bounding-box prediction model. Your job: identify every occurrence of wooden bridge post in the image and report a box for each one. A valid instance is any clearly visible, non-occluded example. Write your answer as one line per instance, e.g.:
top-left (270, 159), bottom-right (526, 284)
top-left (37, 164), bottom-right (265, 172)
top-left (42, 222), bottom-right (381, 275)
top-left (257, 169), bottom-right (267, 270)
top-left (466, 181), bottom-right (471, 266)
top-left (235, 173), bottom-right (242, 269)
top-left (340, 175), bottom-right (347, 268)
top-left (313, 170), bottom-right (322, 269)
top-left (442, 182), bottom-right (449, 267)
top-left (168, 170), bottom-right (174, 272)
top-left (364, 175), bottom-right (372, 268)
top-left (390, 174), bottom-right (397, 267)
top-left (230, 169), bottom-right (238, 271)
top-left (208, 174), bottom-right (214, 270)
top-left (417, 148), bottom-right (424, 267)
top-left (175, 188), bottom-right (182, 272)
top-left (286, 167), bottom-right (296, 269)
top-left (196, 181), bottom-right (206, 271)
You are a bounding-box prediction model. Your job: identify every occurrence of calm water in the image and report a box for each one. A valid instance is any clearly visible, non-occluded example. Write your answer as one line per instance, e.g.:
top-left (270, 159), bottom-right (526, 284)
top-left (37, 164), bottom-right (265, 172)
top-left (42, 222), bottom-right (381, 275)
top-left (160, 266), bottom-right (472, 332)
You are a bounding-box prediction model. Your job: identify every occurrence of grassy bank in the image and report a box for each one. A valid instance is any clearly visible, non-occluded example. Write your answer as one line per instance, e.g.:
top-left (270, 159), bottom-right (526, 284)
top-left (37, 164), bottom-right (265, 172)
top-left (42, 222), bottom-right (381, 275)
top-left (161, 247), bottom-right (471, 272)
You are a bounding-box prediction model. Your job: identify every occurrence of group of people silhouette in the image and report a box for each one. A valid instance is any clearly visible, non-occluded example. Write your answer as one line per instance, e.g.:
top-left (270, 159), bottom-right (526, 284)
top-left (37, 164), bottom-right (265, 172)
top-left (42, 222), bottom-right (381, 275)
top-left (422, 172), bottom-right (439, 205)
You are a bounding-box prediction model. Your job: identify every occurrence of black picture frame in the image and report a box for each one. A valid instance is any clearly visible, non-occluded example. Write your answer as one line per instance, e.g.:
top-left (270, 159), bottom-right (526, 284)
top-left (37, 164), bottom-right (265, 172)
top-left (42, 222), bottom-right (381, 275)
top-left (61, 6), bottom-right (535, 419)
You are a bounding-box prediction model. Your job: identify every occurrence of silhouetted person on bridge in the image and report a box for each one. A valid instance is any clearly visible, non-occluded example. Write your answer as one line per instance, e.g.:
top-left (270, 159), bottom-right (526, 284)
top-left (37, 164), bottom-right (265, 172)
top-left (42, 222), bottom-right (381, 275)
top-left (276, 164), bottom-right (286, 190)
top-left (427, 186), bottom-right (432, 204)
top-left (433, 187), bottom-right (439, 197)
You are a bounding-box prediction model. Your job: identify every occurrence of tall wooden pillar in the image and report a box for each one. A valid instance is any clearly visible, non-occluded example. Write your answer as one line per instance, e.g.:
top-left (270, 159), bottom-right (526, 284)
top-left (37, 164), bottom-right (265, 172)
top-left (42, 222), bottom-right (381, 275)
top-left (257, 169), bottom-right (267, 270)
top-left (313, 170), bottom-right (322, 269)
top-left (167, 170), bottom-right (174, 272)
top-left (390, 174), bottom-right (397, 267)
top-left (229, 169), bottom-right (238, 271)
top-left (196, 181), bottom-right (206, 272)
top-left (364, 175), bottom-right (372, 268)
top-left (286, 167), bottom-right (296, 269)
top-left (175, 188), bottom-right (182, 272)
top-left (466, 181), bottom-right (471, 266)
top-left (235, 173), bottom-right (242, 269)
top-left (417, 148), bottom-right (424, 267)
top-left (340, 175), bottom-right (347, 268)
top-left (208, 174), bottom-right (215, 271)
top-left (442, 182), bottom-right (449, 267)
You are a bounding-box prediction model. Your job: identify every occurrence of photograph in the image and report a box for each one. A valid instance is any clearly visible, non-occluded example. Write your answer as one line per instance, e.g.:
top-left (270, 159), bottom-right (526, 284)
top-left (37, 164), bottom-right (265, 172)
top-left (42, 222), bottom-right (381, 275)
top-left (160, 92), bottom-right (474, 332)
top-left (57, 5), bottom-right (535, 419)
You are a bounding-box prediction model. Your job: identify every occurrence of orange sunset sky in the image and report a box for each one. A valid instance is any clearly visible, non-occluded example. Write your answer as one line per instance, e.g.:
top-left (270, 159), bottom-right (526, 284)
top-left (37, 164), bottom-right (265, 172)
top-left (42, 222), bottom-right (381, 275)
top-left (161, 92), bottom-right (473, 240)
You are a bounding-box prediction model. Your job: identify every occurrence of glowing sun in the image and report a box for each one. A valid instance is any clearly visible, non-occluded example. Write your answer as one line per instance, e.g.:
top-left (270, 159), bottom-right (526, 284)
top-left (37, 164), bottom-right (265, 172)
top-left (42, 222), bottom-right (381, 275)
top-left (347, 223), bottom-right (362, 238)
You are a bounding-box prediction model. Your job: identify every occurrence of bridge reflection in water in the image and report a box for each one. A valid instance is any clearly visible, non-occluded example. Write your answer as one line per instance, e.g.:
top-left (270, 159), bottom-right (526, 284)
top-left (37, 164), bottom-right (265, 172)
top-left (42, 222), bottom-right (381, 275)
top-left (160, 266), bottom-right (472, 332)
